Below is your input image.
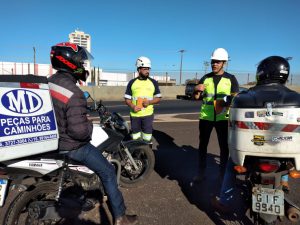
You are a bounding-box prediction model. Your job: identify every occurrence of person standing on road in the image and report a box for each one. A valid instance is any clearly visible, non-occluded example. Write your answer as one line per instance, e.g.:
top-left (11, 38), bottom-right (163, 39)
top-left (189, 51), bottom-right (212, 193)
top-left (48, 42), bottom-right (138, 225)
top-left (124, 56), bottom-right (162, 143)
top-left (193, 48), bottom-right (239, 182)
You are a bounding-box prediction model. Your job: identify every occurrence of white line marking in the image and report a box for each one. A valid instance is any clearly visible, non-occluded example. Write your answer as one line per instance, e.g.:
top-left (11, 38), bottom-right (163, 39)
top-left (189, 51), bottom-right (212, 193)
top-left (89, 113), bottom-right (199, 123)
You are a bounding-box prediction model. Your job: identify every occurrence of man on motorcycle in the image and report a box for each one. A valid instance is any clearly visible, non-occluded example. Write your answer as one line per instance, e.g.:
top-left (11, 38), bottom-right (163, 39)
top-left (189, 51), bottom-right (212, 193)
top-left (48, 42), bottom-right (138, 225)
top-left (212, 56), bottom-right (291, 214)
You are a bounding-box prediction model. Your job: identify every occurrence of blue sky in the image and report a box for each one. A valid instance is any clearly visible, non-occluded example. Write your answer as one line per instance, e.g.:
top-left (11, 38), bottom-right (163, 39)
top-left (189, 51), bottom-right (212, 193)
top-left (1, 0), bottom-right (300, 84)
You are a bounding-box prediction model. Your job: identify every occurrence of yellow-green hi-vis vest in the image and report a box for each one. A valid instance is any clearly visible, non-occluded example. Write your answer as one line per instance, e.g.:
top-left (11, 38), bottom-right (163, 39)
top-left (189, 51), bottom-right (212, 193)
top-left (200, 77), bottom-right (231, 121)
top-left (130, 79), bottom-right (156, 117)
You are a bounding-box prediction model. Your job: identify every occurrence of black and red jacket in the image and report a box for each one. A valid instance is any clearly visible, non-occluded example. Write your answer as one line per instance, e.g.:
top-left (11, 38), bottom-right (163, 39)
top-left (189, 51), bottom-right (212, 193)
top-left (48, 72), bottom-right (92, 151)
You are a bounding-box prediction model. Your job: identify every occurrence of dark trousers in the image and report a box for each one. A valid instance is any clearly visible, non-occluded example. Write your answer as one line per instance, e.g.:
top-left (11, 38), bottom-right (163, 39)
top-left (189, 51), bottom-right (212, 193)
top-left (198, 119), bottom-right (229, 174)
top-left (130, 115), bottom-right (154, 135)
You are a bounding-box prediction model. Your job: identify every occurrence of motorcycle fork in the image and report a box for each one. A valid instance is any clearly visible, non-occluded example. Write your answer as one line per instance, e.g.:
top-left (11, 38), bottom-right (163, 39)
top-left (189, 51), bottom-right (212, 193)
top-left (120, 143), bottom-right (139, 170)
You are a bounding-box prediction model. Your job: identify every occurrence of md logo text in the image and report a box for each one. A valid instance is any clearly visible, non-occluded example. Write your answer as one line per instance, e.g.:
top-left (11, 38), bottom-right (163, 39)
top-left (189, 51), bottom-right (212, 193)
top-left (1, 89), bottom-right (43, 114)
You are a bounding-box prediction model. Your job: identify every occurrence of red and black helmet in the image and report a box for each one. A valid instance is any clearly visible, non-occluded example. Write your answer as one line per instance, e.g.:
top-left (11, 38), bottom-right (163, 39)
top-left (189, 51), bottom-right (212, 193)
top-left (50, 42), bottom-right (93, 81)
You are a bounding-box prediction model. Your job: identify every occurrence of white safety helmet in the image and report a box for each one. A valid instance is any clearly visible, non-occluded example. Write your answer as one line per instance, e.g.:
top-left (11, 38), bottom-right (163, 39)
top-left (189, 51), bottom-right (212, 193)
top-left (211, 48), bottom-right (229, 61)
top-left (136, 56), bottom-right (151, 68)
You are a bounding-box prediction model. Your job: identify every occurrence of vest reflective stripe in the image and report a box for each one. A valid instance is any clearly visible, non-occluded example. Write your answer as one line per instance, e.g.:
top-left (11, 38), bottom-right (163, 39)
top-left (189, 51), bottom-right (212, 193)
top-left (130, 79), bottom-right (156, 117)
top-left (200, 77), bottom-right (231, 121)
top-left (132, 96), bottom-right (153, 101)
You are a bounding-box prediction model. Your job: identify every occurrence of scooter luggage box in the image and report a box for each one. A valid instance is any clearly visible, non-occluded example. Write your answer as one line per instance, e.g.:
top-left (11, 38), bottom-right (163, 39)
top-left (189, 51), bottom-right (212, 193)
top-left (0, 75), bottom-right (59, 162)
top-left (229, 84), bottom-right (300, 170)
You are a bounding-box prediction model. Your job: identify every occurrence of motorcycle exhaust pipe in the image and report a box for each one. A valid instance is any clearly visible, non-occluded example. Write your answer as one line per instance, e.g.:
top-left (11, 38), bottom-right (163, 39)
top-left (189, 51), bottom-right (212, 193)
top-left (287, 207), bottom-right (300, 223)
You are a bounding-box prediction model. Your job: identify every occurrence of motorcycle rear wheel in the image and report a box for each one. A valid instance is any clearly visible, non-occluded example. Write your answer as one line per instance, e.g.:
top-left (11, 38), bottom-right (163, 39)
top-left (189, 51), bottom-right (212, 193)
top-left (3, 181), bottom-right (60, 225)
top-left (119, 144), bottom-right (155, 188)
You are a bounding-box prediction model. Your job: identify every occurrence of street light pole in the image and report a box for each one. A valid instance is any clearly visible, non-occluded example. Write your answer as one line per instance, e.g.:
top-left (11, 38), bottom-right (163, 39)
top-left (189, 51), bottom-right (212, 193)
top-left (33, 47), bottom-right (36, 74)
top-left (226, 57), bottom-right (231, 71)
top-left (286, 57), bottom-right (293, 85)
top-left (203, 61), bottom-right (209, 74)
top-left (178, 49), bottom-right (185, 85)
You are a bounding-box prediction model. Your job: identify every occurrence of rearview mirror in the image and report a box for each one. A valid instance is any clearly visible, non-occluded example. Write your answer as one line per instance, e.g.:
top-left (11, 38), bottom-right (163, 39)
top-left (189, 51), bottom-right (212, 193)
top-left (83, 91), bottom-right (90, 99)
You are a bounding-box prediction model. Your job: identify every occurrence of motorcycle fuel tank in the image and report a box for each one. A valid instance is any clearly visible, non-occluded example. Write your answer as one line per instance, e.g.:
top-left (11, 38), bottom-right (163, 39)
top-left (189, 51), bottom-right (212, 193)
top-left (229, 83), bottom-right (300, 170)
top-left (0, 75), bottom-right (59, 162)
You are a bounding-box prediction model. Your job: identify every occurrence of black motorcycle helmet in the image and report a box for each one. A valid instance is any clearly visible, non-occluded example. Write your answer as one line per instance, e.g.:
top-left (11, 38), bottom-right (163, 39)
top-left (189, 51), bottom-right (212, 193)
top-left (256, 56), bottom-right (290, 85)
top-left (50, 42), bottom-right (93, 81)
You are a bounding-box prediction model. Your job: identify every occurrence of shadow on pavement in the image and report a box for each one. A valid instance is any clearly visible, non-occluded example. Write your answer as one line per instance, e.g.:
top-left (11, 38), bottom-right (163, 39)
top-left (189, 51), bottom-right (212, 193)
top-left (153, 129), bottom-right (253, 225)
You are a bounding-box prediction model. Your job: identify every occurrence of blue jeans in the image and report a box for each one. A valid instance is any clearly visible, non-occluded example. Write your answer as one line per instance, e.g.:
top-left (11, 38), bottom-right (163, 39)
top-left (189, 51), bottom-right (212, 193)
top-left (219, 158), bottom-right (236, 206)
top-left (68, 143), bottom-right (126, 218)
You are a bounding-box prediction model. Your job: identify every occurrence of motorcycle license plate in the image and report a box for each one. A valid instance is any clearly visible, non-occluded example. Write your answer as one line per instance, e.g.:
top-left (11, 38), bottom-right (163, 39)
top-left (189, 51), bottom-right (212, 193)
top-left (252, 187), bottom-right (284, 216)
top-left (0, 178), bottom-right (8, 207)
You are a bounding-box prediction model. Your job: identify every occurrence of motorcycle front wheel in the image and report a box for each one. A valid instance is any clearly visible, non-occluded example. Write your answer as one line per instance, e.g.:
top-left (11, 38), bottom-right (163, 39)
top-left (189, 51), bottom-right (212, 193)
top-left (3, 181), bottom-right (61, 225)
top-left (119, 144), bottom-right (155, 188)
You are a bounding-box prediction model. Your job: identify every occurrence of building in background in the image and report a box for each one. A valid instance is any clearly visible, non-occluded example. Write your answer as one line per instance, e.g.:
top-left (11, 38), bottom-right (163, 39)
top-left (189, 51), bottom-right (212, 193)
top-left (68, 29), bottom-right (91, 52)
top-left (0, 62), bottom-right (53, 77)
top-left (69, 29), bottom-right (92, 85)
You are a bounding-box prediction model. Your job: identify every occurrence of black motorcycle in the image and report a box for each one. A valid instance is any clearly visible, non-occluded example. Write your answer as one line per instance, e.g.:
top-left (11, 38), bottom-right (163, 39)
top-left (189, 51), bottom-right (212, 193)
top-left (85, 91), bottom-right (155, 188)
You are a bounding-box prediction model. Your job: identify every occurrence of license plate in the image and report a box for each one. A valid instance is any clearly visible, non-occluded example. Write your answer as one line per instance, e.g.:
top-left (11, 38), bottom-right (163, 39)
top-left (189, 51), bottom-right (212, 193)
top-left (0, 178), bottom-right (8, 207)
top-left (252, 187), bottom-right (284, 216)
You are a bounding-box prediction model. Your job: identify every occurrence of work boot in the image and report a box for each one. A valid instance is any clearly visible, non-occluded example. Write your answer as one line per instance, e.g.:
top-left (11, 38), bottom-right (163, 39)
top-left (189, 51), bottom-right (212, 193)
top-left (211, 196), bottom-right (231, 214)
top-left (114, 215), bottom-right (138, 225)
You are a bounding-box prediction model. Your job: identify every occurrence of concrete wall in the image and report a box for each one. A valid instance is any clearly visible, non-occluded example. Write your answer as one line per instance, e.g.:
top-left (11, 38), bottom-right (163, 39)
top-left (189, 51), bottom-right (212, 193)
top-left (80, 85), bottom-right (300, 101)
top-left (80, 86), bottom-right (186, 101)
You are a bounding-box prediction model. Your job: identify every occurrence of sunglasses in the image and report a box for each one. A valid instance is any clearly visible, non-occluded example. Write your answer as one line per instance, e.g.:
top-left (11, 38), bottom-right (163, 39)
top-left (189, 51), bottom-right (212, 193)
top-left (211, 60), bottom-right (223, 64)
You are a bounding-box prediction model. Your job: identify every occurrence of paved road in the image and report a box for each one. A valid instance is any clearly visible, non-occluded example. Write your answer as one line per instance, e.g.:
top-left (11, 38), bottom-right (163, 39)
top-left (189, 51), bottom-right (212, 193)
top-left (90, 99), bottom-right (201, 116)
top-left (85, 105), bottom-right (300, 225)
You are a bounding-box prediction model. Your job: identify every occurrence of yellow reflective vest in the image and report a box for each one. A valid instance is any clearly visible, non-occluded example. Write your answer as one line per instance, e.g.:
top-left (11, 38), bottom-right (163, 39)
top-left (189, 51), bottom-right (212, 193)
top-left (200, 75), bottom-right (232, 121)
top-left (125, 77), bottom-right (161, 117)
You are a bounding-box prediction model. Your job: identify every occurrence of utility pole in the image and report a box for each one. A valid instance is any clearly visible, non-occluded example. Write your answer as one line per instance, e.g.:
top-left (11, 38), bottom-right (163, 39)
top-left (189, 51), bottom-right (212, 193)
top-left (203, 61), bottom-right (209, 74)
top-left (178, 49), bottom-right (186, 85)
top-left (33, 47), bottom-right (36, 74)
top-left (226, 57), bottom-right (231, 71)
top-left (165, 72), bottom-right (168, 86)
top-left (286, 57), bottom-right (293, 85)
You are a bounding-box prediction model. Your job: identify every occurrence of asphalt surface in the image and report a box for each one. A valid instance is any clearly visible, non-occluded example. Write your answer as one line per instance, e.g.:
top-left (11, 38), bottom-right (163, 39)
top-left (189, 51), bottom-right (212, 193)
top-left (84, 106), bottom-right (300, 225)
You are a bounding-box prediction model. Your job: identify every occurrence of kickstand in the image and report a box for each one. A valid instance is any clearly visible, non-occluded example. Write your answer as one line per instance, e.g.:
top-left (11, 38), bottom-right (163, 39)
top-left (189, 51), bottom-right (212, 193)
top-left (100, 195), bottom-right (113, 225)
